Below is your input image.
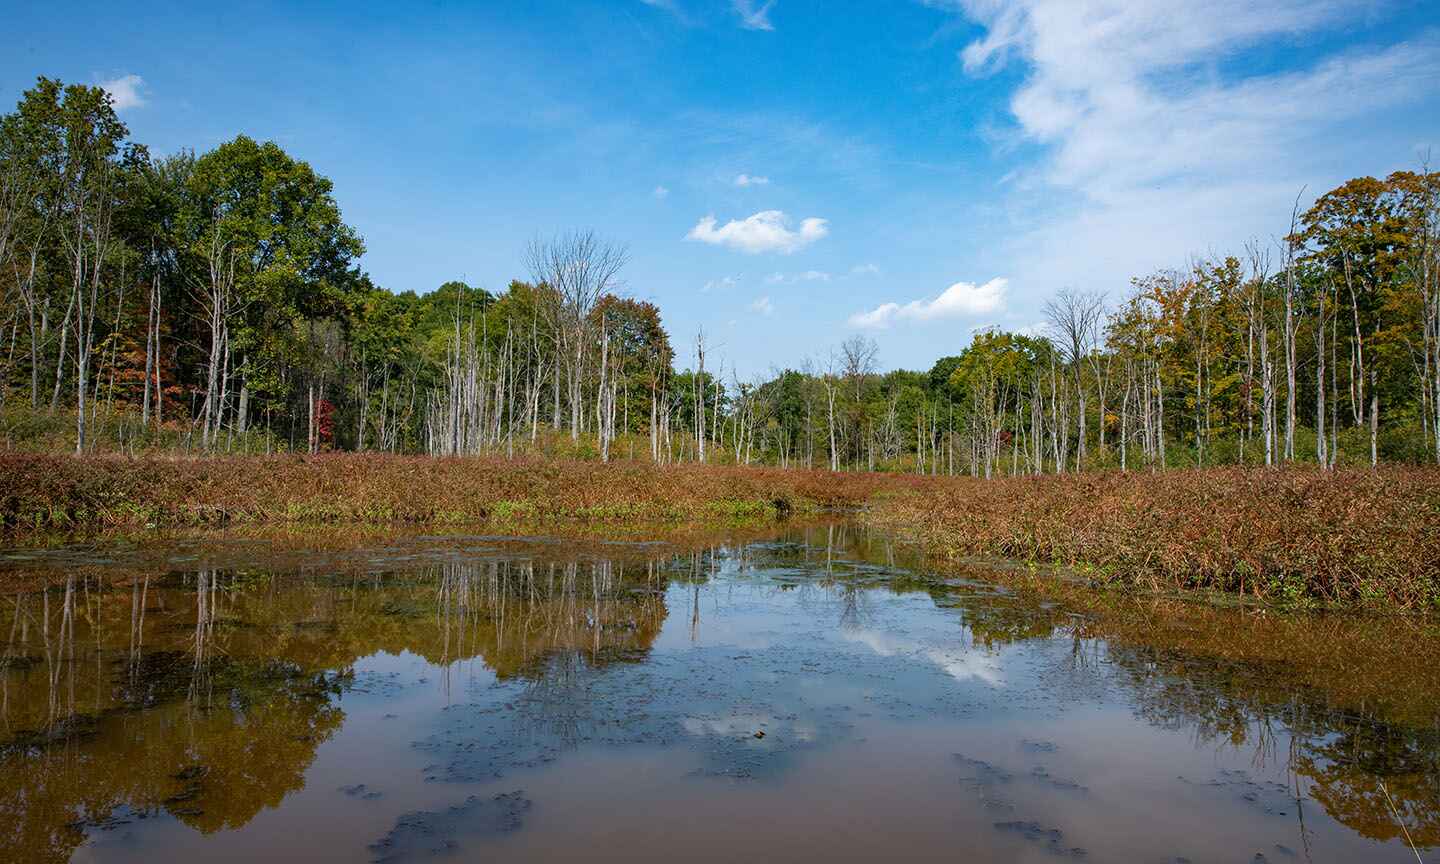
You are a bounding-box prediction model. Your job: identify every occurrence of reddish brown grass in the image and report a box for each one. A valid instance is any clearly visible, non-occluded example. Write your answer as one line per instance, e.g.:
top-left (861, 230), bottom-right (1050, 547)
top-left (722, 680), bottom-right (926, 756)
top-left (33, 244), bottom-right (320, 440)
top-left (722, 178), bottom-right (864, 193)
top-left (0, 453), bottom-right (921, 528)
top-left (868, 466), bottom-right (1440, 609)
top-left (2, 454), bottom-right (1435, 608)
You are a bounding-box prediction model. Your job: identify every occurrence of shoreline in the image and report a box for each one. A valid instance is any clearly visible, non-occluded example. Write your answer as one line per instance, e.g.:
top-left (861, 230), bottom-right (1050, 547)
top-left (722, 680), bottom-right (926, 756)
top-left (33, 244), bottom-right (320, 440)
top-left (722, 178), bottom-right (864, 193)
top-left (2, 453), bottom-right (1437, 611)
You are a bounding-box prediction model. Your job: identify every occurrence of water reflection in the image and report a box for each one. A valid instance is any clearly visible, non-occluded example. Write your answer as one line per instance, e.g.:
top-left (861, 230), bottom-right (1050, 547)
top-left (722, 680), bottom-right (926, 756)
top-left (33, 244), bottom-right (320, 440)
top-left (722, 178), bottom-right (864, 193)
top-left (0, 541), bottom-right (696, 862)
top-left (0, 524), bottom-right (1435, 862)
top-left (1114, 641), bottom-right (1440, 849)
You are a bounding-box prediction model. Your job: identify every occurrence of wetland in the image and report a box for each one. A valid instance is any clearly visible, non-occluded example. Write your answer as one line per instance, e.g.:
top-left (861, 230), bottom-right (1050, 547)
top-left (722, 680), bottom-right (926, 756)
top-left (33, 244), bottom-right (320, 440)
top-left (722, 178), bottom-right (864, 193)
top-left (1, 520), bottom-right (1437, 863)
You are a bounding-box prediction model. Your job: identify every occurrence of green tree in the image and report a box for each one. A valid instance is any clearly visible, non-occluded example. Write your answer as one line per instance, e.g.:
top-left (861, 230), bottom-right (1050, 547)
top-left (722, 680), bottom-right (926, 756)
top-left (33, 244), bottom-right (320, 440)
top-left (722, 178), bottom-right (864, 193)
top-left (183, 135), bottom-right (364, 446)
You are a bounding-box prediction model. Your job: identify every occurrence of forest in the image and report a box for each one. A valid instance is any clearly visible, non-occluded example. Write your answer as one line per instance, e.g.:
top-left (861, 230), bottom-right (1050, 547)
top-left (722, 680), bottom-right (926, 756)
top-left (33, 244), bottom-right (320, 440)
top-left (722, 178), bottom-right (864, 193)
top-left (3, 76), bottom-right (1439, 474)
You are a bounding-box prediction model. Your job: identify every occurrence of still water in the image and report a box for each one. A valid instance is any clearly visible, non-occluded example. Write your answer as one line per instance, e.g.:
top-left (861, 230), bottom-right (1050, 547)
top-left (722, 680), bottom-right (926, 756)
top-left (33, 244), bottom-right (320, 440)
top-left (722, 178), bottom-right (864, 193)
top-left (1, 523), bottom-right (1435, 862)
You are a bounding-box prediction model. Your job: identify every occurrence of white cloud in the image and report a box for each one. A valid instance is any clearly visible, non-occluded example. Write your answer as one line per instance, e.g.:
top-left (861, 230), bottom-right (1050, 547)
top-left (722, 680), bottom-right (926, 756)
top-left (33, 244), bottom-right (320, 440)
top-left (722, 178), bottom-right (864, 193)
top-left (686, 210), bottom-right (829, 254)
top-left (750, 295), bottom-right (775, 315)
top-left (652, 185), bottom-right (670, 199)
top-left (765, 269), bottom-right (829, 284)
top-left (941, 1), bottom-right (1440, 293)
top-left (734, 173), bottom-right (770, 187)
top-left (99, 74), bottom-right (146, 111)
top-left (733, 0), bottom-right (776, 30)
top-left (963, 2), bottom-right (1435, 198)
top-left (849, 277), bottom-right (1008, 329)
top-left (702, 274), bottom-right (741, 293)
top-left (850, 263), bottom-right (881, 276)
top-left (841, 628), bottom-right (1003, 687)
top-left (683, 712), bottom-right (818, 742)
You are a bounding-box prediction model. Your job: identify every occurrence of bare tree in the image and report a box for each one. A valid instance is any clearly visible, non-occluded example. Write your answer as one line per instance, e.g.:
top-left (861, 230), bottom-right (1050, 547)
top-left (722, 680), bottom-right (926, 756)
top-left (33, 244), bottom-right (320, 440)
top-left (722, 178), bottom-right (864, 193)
top-left (693, 329), bottom-right (707, 462)
top-left (1044, 289), bottom-right (1104, 470)
top-left (839, 335), bottom-right (877, 402)
top-left (821, 351), bottom-right (840, 471)
top-left (1406, 162), bottom-right (1440, 464)
top-left (1244, 241), bottom-right (1275, 466)
top-left (838, 334), bottom-right (877, 469)
top-left (1281, 189), bottom-right (1306, 462)
top-left (57, 125), bottom-right (123, 452)
top-left (525, 230), bottom-right (628, 440)
top-left (191, 216), bottom-right (239, 449)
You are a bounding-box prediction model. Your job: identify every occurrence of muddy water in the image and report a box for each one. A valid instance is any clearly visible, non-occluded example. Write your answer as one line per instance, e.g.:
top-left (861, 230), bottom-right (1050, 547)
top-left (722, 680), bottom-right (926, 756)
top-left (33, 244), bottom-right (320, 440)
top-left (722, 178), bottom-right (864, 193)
top-left (1, 523), bottom-right (1436, 863)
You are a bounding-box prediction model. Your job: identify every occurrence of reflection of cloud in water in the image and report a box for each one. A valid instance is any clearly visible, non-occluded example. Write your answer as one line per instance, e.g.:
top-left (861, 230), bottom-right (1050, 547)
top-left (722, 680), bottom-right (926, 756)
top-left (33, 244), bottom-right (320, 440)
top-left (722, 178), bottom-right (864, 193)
top-left (841, 628), bottom-right (1004, 687)
top-left (682, 713), bottom-right (817, 743)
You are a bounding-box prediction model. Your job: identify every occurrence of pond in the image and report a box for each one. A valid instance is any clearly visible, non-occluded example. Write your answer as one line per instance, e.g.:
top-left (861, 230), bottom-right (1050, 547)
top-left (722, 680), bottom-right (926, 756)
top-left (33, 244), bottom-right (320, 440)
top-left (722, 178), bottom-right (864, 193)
top-left (1, 522), bottom-right (1436, 862)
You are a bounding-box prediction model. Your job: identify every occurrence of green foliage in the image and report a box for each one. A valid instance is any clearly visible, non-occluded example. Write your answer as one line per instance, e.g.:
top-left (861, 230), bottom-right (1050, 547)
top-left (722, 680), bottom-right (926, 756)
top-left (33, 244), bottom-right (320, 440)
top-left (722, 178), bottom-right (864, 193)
top-left (2, 76), bottom-right (1437, 477)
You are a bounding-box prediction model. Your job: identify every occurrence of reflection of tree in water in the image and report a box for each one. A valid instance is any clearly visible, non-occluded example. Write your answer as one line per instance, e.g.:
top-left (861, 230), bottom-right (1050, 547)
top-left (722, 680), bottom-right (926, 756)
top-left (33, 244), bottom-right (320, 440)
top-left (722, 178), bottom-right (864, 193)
top-left (518, 650), bottom-right (592, 748)
top-left (784, 521), bottom-right (1440, 851)
top-left (944, 592), bottom-right (1071, 649)
top-left (3, 530), bottom-right (1437, 858)
top-left (1110, 643), bottom-right (1440, 849)
top-left (677, 531), bottom-right (892, 633)
top-left (0, 651), bottom-right (342, 864)
top-left (1293, 709), bottom-right (1440, 847)
top-left (733, 524), bottom-right (1440, 852)
top-left (432, 557), bottom-right (667, 681)
top-left (189, 570), bottom-right (219, 702)
top-left (432, 557), bottom-right (672, 760)
top-left (0, 548), bottom-right (670, 863)
top-left (1, 570), bottom-right (348, 864)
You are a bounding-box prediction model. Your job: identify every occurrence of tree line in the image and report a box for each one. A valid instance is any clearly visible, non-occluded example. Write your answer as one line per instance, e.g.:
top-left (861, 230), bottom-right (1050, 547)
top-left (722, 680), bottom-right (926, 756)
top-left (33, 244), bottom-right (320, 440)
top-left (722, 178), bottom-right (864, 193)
top-left (0, 77), bottom-right (674, 458)
top-left (2, 77), bottom-right (1437, 471)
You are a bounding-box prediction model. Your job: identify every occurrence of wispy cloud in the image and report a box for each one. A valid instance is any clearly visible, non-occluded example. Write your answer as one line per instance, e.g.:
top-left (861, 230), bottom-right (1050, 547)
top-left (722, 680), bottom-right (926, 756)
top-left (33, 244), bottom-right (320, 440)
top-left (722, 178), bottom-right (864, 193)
top-left (702, 274), bottom-right (741, 293)
top-left (733, 0), bottom-right (776, 31)
top-left (765, 269), bottom-right (829, 284)
top-left (849, 277), bottom-right (1007, 329)
top-left (849, 263), bottom-right (881, 276)
top-left (686, 210), bottom-right (829, 254)
top-left (652, 185), bottom-right (670, 199)
top-left (938, 1), bottom-right (1440, 292)
top-left (99, 74), bottom-right (146, 111)
top-left (639, 0), bottom-right (692, 26)
top-left (960, 1), bottom-right (1432, 196)
top-left (733, 173), bottom-right (770, 187)
top-left (750, 295), bottom-right (775, 315)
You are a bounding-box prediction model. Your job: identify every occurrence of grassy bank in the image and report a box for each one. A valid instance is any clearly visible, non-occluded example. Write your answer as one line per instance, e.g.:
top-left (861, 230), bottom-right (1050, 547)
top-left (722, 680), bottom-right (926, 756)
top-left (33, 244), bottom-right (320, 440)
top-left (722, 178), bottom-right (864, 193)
top-left (0, 453), bottom-right (920, 528)
top-left (1, 453), bottom-right (1436, 609)
top-left (867, 466), bottom-right (1440, 610)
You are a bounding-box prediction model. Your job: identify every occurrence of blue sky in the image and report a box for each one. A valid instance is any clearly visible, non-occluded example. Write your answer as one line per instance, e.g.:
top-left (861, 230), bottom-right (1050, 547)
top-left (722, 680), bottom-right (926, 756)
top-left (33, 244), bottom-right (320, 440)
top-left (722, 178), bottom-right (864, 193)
top-left (5, 0), bottom-right (1439, 376)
